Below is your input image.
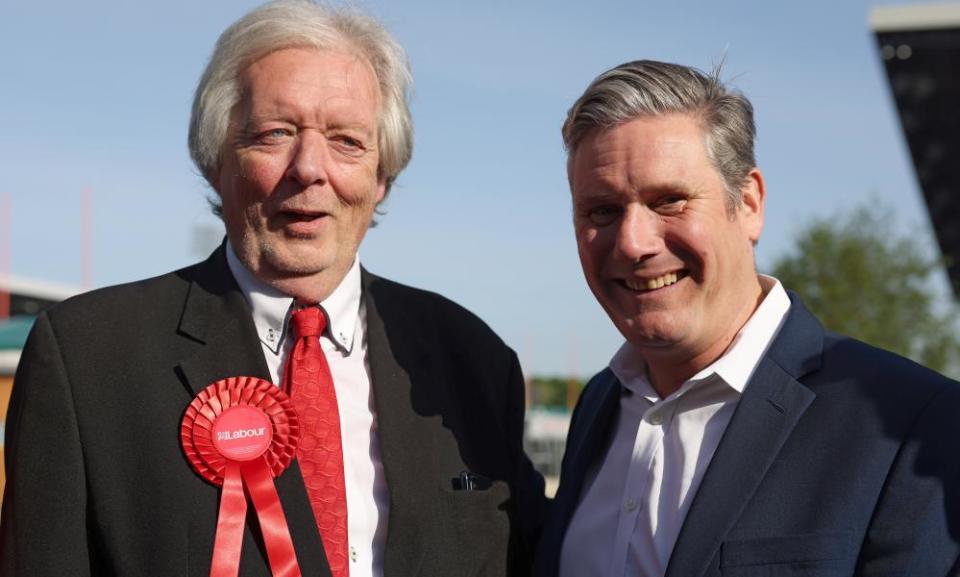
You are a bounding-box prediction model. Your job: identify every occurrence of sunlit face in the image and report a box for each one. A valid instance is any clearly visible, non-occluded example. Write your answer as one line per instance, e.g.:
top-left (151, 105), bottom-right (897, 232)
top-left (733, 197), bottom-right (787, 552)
top-left (215, 47), bottom-right (385, 290)
top-left (570, 114), bottom-right (765, 368)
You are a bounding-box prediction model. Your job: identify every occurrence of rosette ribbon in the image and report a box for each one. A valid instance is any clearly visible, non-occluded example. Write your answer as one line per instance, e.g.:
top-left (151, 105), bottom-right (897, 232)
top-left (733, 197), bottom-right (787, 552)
top-left (181, 376), bottom-right (302, 577)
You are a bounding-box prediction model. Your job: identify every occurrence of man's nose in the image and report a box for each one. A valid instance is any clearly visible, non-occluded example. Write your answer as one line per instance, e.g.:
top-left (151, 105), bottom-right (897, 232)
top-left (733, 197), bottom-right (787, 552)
top-left (285, 131), bottom-right (329, 186)
top-left (616, 205), bottom-right (664, 261)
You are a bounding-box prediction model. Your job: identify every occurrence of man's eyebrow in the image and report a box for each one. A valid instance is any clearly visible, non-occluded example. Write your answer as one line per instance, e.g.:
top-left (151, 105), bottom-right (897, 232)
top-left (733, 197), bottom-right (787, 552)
top-left (573, 188), bottom-right (625, 205)
top-left (637, 182), bottom-right (693, 195)
top-left (236, 114), bottom-right (283, 130)
top-left (326, 119), bottom-right (377, 135)
top-left (234, 116), bottom-right (376, 136)
top-left (573, 182), bottom-right (696, 206)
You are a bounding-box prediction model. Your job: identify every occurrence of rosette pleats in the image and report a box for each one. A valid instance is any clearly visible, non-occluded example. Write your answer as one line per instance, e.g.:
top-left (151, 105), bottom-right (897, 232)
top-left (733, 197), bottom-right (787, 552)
top-left (181, 376), bottom-right (302, 577)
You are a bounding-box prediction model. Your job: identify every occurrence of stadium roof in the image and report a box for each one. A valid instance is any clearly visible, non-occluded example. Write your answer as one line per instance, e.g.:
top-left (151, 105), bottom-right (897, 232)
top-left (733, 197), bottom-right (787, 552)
top-left (871, 3), bottom-right (960, 296)
top-left (871, 3), bottom-right (960, 31)
top-left (0, 316), bottom-right (34, 373)
top-left (0, 316), bottom-right (34, 351)
top-left (0, 276), bottom-right (77, 302)
top-left (0, 276), bottom-right (75, 372)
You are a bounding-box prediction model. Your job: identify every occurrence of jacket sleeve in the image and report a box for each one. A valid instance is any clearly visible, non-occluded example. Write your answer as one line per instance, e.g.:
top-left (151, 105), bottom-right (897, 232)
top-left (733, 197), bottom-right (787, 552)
top-left (0, 312), bottom-right (91, 576)
top-left (504, 349), bottom-right (547, 571)
top-left (856, 381), bottom-right (960, 576)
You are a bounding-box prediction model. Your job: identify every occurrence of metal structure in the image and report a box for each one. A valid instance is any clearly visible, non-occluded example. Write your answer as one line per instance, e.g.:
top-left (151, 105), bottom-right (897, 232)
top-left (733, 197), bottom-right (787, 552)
top-left (0, 277), bottom-right (77, 374)
top-left (871, 3), bottom-right (960, 295)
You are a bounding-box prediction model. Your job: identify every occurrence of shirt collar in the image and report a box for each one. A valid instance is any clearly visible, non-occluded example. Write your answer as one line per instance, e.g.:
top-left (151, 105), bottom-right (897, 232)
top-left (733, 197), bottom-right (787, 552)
top-left (609, 275), bottom-right (791, 399)
top-left (225, 241), bottom-right (362, 355)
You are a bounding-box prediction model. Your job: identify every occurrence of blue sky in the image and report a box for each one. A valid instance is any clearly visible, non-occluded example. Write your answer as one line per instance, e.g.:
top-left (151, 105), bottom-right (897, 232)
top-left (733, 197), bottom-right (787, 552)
top-left (0, 0), bottom-right (942, 377)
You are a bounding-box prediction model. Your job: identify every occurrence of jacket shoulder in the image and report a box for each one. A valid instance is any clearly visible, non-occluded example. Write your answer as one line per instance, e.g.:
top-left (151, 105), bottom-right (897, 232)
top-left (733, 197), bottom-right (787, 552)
top-left (801, 331), bottom-right (960, 445)
top-left (39, 259), bottom-right (210, 335)
top-left (363, 272), bottom-right (510, 350)
top-left (818, 331), bottom-right (957, 393)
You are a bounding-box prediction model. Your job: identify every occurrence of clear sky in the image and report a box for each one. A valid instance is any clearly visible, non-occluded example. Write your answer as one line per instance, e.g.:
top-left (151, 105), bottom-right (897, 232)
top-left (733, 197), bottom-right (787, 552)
top-left (0, 0), bottom-right (943, 378)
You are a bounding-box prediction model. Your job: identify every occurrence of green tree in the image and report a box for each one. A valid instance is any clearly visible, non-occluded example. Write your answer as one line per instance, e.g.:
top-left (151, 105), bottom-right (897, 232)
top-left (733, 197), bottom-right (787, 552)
top-left (769, 203), bottom-right (960, 376)
top-left (528, 376), bottom-right (584, 409)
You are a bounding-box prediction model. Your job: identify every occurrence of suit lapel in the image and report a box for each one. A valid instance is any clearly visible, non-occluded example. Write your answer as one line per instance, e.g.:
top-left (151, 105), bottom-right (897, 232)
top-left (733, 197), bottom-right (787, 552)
top-left (175, 246), bottom-right (329, 577)
top-left (663, 358), bottom-right (815, 577)
top-left (664, 296), bottom-right (823, 577)
top-left (362, 270), bottom-right (435, 577)
top-left (535, 370), bottom-right (621, 577)
top-left (553, 370), bottom-right (621, 535)
top-left (175, 283), bottom-right (268, 395)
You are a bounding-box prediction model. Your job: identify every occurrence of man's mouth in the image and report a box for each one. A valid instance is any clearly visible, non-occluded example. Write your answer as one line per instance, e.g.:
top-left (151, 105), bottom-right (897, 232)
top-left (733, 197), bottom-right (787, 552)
top-left (275, 208), bottom-right (330, 236)
top-left (282, 209), bottom-right (326, 221)
top-left (621, 271), bottom-right (687, 292)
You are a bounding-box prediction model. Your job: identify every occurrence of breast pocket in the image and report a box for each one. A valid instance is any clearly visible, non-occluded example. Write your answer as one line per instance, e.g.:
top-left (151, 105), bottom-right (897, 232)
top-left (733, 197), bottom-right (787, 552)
top-left (719, 531), bottom-right (855, 577)
top-left (434, 480), bottom-right (512, 576)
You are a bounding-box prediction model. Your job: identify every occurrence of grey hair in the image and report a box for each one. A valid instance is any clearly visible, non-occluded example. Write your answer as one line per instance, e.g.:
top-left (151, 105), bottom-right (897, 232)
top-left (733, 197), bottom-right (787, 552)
top-left (188, 0), bottom-right (413, 199)
top-left (562, 60), bottom-right (755, 208)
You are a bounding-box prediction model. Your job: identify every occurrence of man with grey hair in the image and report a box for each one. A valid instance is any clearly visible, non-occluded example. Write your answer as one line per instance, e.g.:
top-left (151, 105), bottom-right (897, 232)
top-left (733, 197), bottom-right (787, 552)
top-left (1, 1), bottom-right (544, 576)
top-left (535, 59), bottom-right (960, 577)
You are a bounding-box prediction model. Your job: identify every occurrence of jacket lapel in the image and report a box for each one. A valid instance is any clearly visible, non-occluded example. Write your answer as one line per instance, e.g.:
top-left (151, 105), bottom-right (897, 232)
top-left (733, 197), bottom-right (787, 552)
top-left (664, 296), bottom-right (823, 577)
top-left (362, 270), bottom-right (435, 577)
top-left (535, 369), bottom-right (621, 577)
top-left (175, 246), bottom-right (330, 577)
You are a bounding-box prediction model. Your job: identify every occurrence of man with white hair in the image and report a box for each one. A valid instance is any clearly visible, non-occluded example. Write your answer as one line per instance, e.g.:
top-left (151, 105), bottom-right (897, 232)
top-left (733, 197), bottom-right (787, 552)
top-left (0, 2), bottom-right (544, 576)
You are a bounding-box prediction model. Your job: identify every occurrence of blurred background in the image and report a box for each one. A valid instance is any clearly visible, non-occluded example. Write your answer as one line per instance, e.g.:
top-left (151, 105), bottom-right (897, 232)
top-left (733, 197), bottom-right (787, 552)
top-left (2, 0), bottom-right (958, 491)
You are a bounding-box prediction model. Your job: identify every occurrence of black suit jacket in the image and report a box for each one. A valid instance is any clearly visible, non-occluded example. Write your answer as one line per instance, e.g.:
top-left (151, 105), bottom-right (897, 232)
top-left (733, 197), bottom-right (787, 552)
top-left (1, 247), bottom-right (545, 576)
top-left (536, 295), bottom-right (960, 577)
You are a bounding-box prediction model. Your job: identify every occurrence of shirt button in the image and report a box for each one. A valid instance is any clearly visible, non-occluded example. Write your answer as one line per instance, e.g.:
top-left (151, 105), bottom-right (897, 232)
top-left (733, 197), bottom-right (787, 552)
top-left (350, 546), bottom-right (358, 562)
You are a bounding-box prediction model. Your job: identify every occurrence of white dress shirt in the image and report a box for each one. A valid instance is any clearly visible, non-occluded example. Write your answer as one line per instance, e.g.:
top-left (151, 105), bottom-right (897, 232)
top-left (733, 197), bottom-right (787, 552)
top-left (226, 243), bottom-right (388, 577)
top-left (559, 276), bottom-right (790, 577)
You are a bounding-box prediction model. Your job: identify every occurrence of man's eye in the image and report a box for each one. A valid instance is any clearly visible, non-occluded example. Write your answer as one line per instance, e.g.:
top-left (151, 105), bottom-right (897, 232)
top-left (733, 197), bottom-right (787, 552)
top-left (587, 206), bottom-right (622, 226)
top-left (330, 135), bottom-right (366, 156)
top-left (656, 196), bottom-right (687, 214)
top-left (255, 128), bottom-right (292, 144)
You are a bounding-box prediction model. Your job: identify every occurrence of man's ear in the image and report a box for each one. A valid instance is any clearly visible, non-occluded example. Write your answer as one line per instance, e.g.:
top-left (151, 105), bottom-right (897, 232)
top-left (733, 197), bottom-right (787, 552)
top-left (739, 168), bottom-right (765, 244)
top-left (206, 171), bottom-right (220, 191)
top-left (203, 168), bottom-right (225, 217)
top-left (375, 178), bottom-right (387, 204)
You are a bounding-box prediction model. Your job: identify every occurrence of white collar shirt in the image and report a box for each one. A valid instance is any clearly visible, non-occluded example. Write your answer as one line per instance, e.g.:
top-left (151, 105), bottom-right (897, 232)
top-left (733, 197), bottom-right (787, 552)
top-left (559, 276), bottom-right (791, 577)
top-left (226, 243), bottom-right (388, 577)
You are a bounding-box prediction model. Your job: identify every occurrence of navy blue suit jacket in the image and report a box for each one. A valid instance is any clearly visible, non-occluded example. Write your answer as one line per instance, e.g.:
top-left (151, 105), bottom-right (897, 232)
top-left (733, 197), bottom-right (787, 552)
top-left (537, 295), bottom-right (960, 576)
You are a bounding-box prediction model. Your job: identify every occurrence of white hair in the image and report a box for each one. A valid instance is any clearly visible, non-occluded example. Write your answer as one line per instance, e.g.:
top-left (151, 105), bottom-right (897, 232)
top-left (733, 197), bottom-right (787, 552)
top-left (188, 0), bottom-right (413, 197)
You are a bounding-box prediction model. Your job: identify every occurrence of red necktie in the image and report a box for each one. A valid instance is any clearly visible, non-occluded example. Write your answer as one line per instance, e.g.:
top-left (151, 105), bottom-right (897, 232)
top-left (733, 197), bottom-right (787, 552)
top-left (284, 306), bottom-right (349, 577)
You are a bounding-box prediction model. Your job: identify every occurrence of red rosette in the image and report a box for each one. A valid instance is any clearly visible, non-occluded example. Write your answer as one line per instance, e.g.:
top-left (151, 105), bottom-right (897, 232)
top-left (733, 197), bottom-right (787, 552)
top-left (181, 376), bottom-right (302, 577)
top-left (181, 376), bottom-right (299, 486)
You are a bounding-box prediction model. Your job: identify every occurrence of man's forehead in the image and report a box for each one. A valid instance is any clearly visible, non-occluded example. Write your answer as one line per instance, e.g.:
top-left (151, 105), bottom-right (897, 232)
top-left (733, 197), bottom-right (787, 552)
top-left (582, 116), bottom-right (705, 157)
top-left (232, 47), bottom-right (381, 120)
top-left (571, 116), bottom-right (708, 183)
top-left (240, 47), bottom-right (373, 89)
top-left (587, 135), bottom-right (697, 166)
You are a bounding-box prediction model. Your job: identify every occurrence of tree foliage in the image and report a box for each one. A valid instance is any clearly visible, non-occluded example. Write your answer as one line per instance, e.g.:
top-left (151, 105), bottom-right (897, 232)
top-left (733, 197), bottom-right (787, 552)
top-left (770, 203), bottom-right (960, 376)
top-left (528, 376), bottom-right (584, 409)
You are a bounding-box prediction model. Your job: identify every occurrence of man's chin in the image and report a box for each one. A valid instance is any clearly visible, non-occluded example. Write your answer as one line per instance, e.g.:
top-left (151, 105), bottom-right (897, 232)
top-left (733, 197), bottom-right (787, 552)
top-left (616, 316), bottom-right (687, 350)
top-left (256, 246), bottom-right (337, 279)
top-left (269, 260), bottom-right (334, 279)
